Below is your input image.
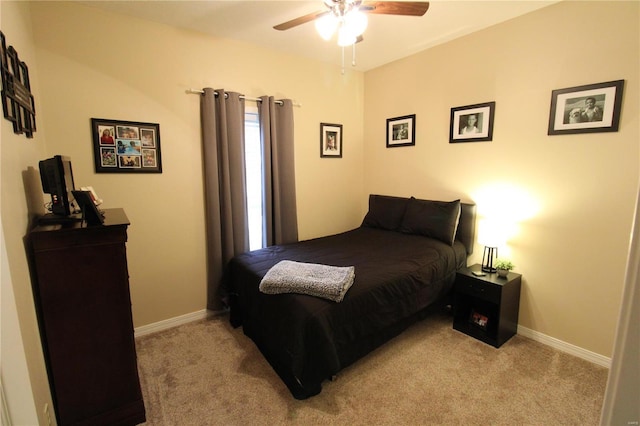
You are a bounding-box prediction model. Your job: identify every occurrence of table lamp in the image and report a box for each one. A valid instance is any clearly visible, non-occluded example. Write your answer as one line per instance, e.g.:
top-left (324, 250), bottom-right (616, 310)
top-left (478, 219), bottom-right (500, 273)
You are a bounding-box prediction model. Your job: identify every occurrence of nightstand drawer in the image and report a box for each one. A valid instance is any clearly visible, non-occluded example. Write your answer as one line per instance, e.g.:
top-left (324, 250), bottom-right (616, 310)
top-left (455, 275), bottom-right (501, 303)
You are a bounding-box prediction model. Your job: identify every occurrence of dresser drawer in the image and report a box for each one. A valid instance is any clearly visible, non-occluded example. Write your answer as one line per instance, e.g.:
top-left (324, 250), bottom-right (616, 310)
top-left (455, 274), bottom-right (501, 303)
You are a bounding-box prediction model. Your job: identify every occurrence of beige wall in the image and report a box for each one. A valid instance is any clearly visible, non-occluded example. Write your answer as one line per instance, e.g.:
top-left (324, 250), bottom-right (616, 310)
top-left (1, 2), bottom-right (54, 424)
top-left (26, 1), bottom-right (365, 328)
top-left (364, 1), bottom-right (639, 357)
top-left (2, 0), bottom-right (637, 421)
top-left (2, 1), bottom-right (364, 421)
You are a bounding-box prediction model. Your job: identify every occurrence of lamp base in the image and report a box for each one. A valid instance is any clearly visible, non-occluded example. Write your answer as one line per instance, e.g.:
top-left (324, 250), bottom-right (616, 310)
top-left (482, 246), bottom-right (498, 273)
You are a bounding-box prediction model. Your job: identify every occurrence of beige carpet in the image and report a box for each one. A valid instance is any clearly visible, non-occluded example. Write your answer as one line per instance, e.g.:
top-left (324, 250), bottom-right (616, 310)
top-left (135, 311), bottom-right (608, 425)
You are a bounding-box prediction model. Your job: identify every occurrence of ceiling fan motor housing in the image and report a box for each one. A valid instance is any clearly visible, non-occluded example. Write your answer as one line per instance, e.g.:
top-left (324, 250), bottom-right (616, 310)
top-left (324, 0), bottom-right (363, 17)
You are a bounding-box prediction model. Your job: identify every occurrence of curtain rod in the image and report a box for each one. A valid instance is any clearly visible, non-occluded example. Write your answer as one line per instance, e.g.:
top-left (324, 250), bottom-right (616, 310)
top-left (186, 88), bottom-right (301, 107)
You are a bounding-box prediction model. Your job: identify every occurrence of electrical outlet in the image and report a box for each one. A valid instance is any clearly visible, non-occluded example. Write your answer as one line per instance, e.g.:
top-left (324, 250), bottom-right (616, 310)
top-left (43, 403), bottom-right (52, 426)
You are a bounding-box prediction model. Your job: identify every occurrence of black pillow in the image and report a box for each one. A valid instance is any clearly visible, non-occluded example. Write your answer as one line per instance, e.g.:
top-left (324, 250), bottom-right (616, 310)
top-left (399, 198), bottom-right (461, 245)
top-left (361, 194), bottom-right (409, 231)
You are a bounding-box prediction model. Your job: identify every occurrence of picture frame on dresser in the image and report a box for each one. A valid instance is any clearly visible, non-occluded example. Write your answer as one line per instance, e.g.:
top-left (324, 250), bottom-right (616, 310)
top-left (386, 114), bottom-right (415, 147)
top-left (547, 79), bottom-right (624, 135)
top-left (72, 190), bottom-right (104, 226)
top-left (449, 102), bottom-right (495, 143)
top-left (91, 118), bottom-right (162, 173)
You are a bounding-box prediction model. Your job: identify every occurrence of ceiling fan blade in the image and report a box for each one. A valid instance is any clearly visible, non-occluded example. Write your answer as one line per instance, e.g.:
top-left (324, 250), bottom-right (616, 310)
top-left (274, 1), bottom-right (429, 32)
top-left (274, 10), bottom-right (328, 31)
top-left (362, 1), bottom-right (429, 16)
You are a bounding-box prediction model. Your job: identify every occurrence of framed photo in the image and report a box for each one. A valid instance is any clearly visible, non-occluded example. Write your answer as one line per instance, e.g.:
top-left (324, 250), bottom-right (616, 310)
top-left (320, 122), bottom-right (342, 158)
top-left (386, 114), bottom-right (415, 147)
top-left (450, 102), bottom-right (495, 143)
top-left (547, 79), bottom-right (624, 135)
top-left (71, 190), bottom-right (104, 226)
top-left (91, 118), bottom-right (162, 173)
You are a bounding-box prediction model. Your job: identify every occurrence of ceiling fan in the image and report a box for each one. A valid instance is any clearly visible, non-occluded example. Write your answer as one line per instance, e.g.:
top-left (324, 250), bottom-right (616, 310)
top-left (274, 1), bottom-right (430, 46)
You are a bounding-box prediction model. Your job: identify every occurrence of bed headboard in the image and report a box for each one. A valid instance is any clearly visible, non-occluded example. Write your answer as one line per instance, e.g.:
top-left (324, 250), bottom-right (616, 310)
top-left (362, 194), bottom-right (476, 255)
top-left (458, 202), bottom-right (476, 255)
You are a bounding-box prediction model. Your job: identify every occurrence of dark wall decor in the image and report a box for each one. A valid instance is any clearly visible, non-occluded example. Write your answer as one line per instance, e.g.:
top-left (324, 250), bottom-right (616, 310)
top-left (320, 122), bottom-right (343, 158)
top-left (1, 31), bottom-right (36, 138)
top-left (548, 80), bottom-right (624, 136)
top-left (386, 114), bottom-right (415, 147)
top-left (91, 118), bottom-right (162, 173)
top-left (449, 102), bottom-right (495, 143)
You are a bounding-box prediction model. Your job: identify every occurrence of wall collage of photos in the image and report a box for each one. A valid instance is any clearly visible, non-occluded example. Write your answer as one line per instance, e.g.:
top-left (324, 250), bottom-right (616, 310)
top-left (91, 118), bottom-right (162, 173)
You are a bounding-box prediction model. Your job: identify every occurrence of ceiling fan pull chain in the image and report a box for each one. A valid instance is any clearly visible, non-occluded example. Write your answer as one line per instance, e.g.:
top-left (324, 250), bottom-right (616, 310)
top-left (341, 46), bottom-right (345, 75)
top-left (352, 43), bottom-right (356, 67)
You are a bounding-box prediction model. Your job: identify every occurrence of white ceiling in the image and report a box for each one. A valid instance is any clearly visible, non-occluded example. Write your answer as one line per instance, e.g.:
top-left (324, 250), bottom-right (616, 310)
top-left (79, 1), bottom-right (558, 72)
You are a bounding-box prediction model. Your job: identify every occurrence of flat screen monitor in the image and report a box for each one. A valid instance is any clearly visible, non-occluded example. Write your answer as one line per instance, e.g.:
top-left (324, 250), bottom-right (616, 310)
top-left (39, 155), bottom-right (77, 216)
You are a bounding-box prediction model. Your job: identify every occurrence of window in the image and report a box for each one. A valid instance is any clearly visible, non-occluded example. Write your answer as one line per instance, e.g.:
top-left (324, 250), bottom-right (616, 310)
top-left (245, 108), bottom-right (264, 250)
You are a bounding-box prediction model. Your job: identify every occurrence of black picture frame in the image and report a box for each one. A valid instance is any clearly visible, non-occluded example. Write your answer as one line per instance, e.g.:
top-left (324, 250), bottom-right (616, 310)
top-left (320, 122), bottom-right (343, 158)
top-left (71, 190), bottom-right (104, 226)
top-left (450, 102), bottom-right (495, 143)
top-left (386, 114), bottom-right (415, 147)
top-left (91, 118), bottom-right (162, 173)
top-left (547, 80), bottom-right (624, 136)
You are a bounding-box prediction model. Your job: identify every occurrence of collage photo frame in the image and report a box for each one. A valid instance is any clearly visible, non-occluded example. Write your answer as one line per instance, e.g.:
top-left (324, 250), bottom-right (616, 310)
top-left (91, 118), bottom-right (162, 173)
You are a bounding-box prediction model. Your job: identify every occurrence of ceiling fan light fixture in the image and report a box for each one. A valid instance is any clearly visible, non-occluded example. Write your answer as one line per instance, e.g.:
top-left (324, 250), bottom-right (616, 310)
top-left (273, 1), bottom-right (430, 71)
top-left (336, 8), bottom-right (366, 47)
top-left (315, 14), bottom-right (338, 40)
top-left (337, 25), bottom-right (357, 46)
top-left (344, 9), bottom-right (368, 37)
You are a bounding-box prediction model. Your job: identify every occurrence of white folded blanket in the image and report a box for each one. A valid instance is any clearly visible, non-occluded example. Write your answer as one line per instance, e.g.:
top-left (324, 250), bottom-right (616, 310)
top-left (259, 260), bottom-right (355, 302)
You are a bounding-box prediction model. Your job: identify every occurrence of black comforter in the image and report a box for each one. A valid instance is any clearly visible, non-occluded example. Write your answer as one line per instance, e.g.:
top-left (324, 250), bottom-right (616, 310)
top-left (227, 226), bottom-right (467, 399)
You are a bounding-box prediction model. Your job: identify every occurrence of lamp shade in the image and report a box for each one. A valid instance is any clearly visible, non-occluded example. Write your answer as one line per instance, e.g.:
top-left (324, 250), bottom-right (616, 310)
top-left (477, 218), bottom-right (505, 248)
top-left (478, 218), bottom-right (506, 273)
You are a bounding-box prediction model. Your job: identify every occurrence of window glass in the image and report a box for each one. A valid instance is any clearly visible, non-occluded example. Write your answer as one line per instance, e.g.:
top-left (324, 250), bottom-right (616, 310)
top-left (245, 108), bottom-right (263, 250)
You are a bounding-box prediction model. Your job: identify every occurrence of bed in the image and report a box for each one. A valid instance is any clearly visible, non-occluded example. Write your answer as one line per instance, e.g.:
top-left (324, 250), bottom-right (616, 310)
top-left (226, 194), bottom-right (476, 399)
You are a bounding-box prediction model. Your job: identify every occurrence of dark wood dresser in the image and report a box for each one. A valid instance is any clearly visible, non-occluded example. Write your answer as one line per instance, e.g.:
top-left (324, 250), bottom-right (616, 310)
top-left (29, 208), bottom-right (145, 426)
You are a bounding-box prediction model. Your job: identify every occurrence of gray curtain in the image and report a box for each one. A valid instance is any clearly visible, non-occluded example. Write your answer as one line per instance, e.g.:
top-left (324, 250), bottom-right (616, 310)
top-left (259, 96), bottom-right (298, 246)
top-left (201, 88), bottom-right (249, 311)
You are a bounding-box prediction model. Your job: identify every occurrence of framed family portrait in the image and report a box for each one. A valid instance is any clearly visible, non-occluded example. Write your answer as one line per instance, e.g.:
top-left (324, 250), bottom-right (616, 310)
top-left (547, 79), bottom-right (624, 135)
top-left (91, 118), bottom-right (162, 173)
top-left (450, 102), bottom-right (495, 143)
top-left (386, 114), bottom-right (415, 147)
top-left (320, 122), bottom-right (343, 158)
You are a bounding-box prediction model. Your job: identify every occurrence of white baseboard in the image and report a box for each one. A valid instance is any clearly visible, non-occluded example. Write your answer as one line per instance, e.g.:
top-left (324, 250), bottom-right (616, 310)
top-left (517, 325), bottom-right (611, 368)
top-left (134, 310), bottom-right (611, 368)
top-left (134, 309), bottom-right (221, 338)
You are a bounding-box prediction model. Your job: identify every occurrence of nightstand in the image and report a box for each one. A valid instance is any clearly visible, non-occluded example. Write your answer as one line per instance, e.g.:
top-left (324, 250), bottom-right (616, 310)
top-left (453, 263), bottom-right (522, 348)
